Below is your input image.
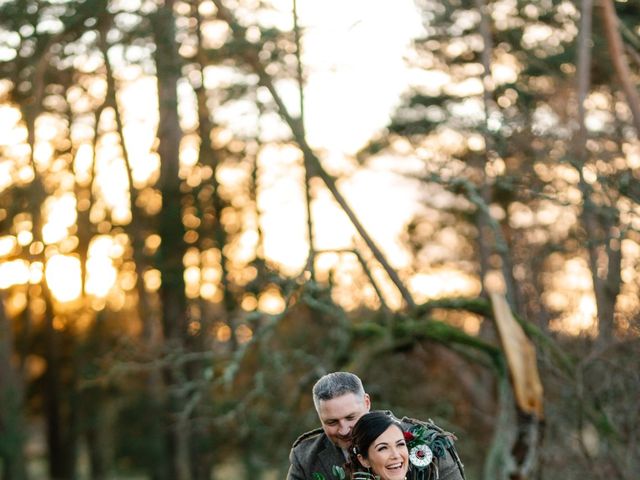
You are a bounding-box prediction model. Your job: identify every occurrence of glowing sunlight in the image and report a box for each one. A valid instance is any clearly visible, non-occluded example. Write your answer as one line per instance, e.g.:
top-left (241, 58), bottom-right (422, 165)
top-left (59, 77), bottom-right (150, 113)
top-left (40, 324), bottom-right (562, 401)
top-left (45, 255), bottom-right (82, 303)
top-left (0, 0), bottom-right (632, 345)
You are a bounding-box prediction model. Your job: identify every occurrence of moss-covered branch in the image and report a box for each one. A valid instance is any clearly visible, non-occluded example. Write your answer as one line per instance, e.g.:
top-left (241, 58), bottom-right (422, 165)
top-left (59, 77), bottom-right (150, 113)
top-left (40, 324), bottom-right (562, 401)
top-left (416, 296), bottom-right (575, 376)
top-left (350, 313), bottom-right (505, 376)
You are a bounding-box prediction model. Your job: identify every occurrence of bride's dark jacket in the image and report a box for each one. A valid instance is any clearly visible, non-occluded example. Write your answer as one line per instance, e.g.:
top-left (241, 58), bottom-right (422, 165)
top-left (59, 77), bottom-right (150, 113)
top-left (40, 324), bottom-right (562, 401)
top-left (286, 414), bottom-right (465, 480)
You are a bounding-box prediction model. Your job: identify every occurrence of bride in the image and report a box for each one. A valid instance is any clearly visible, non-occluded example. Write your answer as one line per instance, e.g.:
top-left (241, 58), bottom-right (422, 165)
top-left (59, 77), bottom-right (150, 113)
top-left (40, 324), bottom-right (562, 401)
top-left (348, 411), bottom-right (409, 480)
top-left (349, 410), bottom-right (447, 480)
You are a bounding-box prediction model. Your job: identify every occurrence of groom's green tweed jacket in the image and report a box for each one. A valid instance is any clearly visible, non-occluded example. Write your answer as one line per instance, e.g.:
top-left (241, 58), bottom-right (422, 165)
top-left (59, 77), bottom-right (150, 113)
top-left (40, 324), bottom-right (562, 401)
top-left (287, 427), bottom-right (344, 480)
top-left (286, 416), bottom-right (465, 480)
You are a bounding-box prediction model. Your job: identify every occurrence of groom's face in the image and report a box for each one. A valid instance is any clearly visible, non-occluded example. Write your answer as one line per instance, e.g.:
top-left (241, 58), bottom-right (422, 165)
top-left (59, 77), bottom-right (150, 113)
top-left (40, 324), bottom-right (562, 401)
top-left (317, 392), bottom-right (371, 449)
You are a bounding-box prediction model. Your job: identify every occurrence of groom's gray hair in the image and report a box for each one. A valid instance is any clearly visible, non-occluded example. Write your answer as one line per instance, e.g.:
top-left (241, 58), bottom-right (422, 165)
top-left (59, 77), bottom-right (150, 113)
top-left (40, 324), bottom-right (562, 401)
top-left (312, 372), bottom-right (366, 411)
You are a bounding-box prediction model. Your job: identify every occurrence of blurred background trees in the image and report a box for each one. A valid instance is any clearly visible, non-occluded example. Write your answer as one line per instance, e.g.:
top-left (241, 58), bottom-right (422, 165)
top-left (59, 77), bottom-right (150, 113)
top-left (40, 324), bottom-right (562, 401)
top-left (0, 0), bottom-right (639, 479)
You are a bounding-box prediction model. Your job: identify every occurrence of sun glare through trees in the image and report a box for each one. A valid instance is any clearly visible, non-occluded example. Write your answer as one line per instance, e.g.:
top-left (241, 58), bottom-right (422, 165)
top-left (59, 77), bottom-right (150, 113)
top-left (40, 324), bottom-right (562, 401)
top-left (1, 0), bottom-right (640, 479)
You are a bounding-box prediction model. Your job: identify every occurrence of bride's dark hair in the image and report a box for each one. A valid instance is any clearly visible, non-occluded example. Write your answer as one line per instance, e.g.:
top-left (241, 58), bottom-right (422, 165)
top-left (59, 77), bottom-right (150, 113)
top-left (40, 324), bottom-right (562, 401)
top-left (348, 410), bottom-right (405, 476)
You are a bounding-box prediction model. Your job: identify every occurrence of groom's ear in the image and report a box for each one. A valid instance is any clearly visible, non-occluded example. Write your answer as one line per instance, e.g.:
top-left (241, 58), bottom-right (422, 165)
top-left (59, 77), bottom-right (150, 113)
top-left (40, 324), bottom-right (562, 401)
top-left (364, 393), bottom-right (371, 411)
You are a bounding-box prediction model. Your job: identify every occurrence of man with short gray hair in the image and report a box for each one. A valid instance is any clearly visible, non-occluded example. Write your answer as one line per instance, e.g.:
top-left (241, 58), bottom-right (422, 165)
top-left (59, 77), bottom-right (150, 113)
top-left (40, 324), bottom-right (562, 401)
top-left (312, 372), bottom-right (366, 412)
top-left (287, 371), bottom-right (465, 480)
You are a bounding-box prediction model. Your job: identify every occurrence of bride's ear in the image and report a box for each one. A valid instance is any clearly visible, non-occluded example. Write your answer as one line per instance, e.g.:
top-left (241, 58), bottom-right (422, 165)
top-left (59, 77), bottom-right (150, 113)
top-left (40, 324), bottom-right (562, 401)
top-left (357, 454), bottom-right (370, 469)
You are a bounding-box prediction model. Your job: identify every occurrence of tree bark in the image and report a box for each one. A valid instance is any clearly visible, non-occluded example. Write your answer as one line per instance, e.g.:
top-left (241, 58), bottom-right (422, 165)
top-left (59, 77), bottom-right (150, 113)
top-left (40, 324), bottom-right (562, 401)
top-left (42, 284), bottom-right (77, 480)
top-left (151, 2), bottom-right (190, 479)
top-left (0, 291), bottom-right (28, 480)
top-left (474, 0), bottom-right (518, 310)
top-left (575, 0), bottom-right (620, 343)
top-left (192, 3), bottom-right (236, 316)
top-left (98, 20), bottom-right (158, 344)
top-left (21, 56), bottom-right (79, 477)
top-left (292, 0), bottom-right (317, 278)
top-left (473, 0), bottom-right (498, 303)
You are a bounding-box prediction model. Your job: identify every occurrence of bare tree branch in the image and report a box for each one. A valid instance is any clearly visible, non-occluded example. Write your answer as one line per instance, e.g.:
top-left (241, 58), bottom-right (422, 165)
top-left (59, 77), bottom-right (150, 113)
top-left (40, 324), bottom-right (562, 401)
top-left (211, 0), bottom-right (416, 309)
top-left (292, 0), bottom-right (316, 279)
top-left (600, 0), bottom-right (640, 135)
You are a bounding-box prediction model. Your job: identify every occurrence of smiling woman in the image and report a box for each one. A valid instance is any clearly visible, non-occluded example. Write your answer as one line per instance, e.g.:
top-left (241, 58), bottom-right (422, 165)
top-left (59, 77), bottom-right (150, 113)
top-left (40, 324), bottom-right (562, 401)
top-left (349, 412), bottom-right (409, 480)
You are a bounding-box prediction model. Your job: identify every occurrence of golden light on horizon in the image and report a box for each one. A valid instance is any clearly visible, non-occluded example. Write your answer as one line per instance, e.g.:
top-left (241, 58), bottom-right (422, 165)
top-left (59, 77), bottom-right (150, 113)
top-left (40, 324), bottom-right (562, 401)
top-left (115, 258), bottom-right (135, 288)
top-left (45, 255), bottom-right (82, 302)
top-left (42, 194), bottom-right (77, 244)
top-left (0, 236), bottom-right (17, 257)
top-left (0, 106), bottom-right (22, 145)
top-left (185, 265), bottom-right (201, 299)
top-left (201, 266), bottom-right (221, 283)
top-left (409, 269), bottom-right (479, 301)
top-left (0, 259), bottom-right (30, 289)
top-left (17, 164), bottom-right (35, 184)
top-left (184, 247), bottom-right (200, 267)
top-left (134, 152), bottom-right (161, 187)
top-left (89, 235), bottom-right (114, 257)
top-left (550, 294), bottom-right (598, 336)
top-left (0, 163), bottom-right (13, 192)
top-left (14, 214), bottom-right (33, 245)
top-left (85, 256), bottom-right (117, 298)
top-left (0, 0), bottom-right (635, 347)
top-left (73, 143), bottom-right (94, 186)
top-left (257, 144), bottom-right (309, 274)
top-left (145, 234), bottom-right (162, 254)
top-left (241, 294), bottom-right (258, 311)
top-left (143, 268), bottom-right (161, 292)
top-left (214, 322), bottom-right (232, 342)
top-left (544, 256), bottom-right (598, 335)
top-left (0, 106), bottom-right (28, 190)
top-left (5, 290), bottom-right (27, 317)
top-left (17, 230), bottom-right (33, 246)
top-left (33, 142), bottom-right (54, 168)
top-left (93, 128), bottom-right (133, 225)
top-left (29, 262), bottom-right (44, 284)
top-left (180, 134), bottom-right (200, 170)
top-left (0, 7), bottom-right (435, 316)
top-left (258, 287), bottom-right (285, 314)
top-left (200, 282), bottom-right (219, 301)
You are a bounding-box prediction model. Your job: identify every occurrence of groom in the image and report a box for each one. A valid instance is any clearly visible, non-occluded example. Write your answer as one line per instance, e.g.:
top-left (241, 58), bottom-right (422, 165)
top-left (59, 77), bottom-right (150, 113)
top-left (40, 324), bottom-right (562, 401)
top-left (286, 371), bottom-right (465, 480)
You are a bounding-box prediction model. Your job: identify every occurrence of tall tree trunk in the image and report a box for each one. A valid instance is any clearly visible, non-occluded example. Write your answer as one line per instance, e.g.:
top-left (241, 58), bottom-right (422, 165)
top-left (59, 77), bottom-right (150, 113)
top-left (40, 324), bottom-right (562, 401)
top-left (23, 76), bottom-right (79, 477)
top-left (99, 27), bottom-right (170, 479)
top-left (42, 284), bottom-right (77, 480)
top-left (473, 0), bottom-right (497, 302)
top-left (0, 291), bottom-right (28, 480)
top-left (98, 18), bottom-right (160, 347)
top-left (292, 0), bottom-right (316, 278)
top-left (153, 0), bottom-right (187, 344)
top-left (71, 103), bottom-right (111, 480)
top-left (151, 2), bottom-right (190, 479)
top-left (575, 0), bottom-right (620, 343)
top-left (192, 3), bottom-right (236, 317)
top-left (474, 0), bottom-right (518, 310)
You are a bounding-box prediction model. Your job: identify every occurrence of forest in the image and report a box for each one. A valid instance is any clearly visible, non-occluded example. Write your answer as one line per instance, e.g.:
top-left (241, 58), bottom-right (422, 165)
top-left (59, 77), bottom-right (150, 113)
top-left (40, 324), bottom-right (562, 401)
top-left (1, 0), bottom-right (639, 479)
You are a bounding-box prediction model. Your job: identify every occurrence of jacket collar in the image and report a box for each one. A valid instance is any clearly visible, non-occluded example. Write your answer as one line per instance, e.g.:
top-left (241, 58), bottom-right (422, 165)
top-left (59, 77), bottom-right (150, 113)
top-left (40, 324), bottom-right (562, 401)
top-left (317, 435), bottom-right (347, 476)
